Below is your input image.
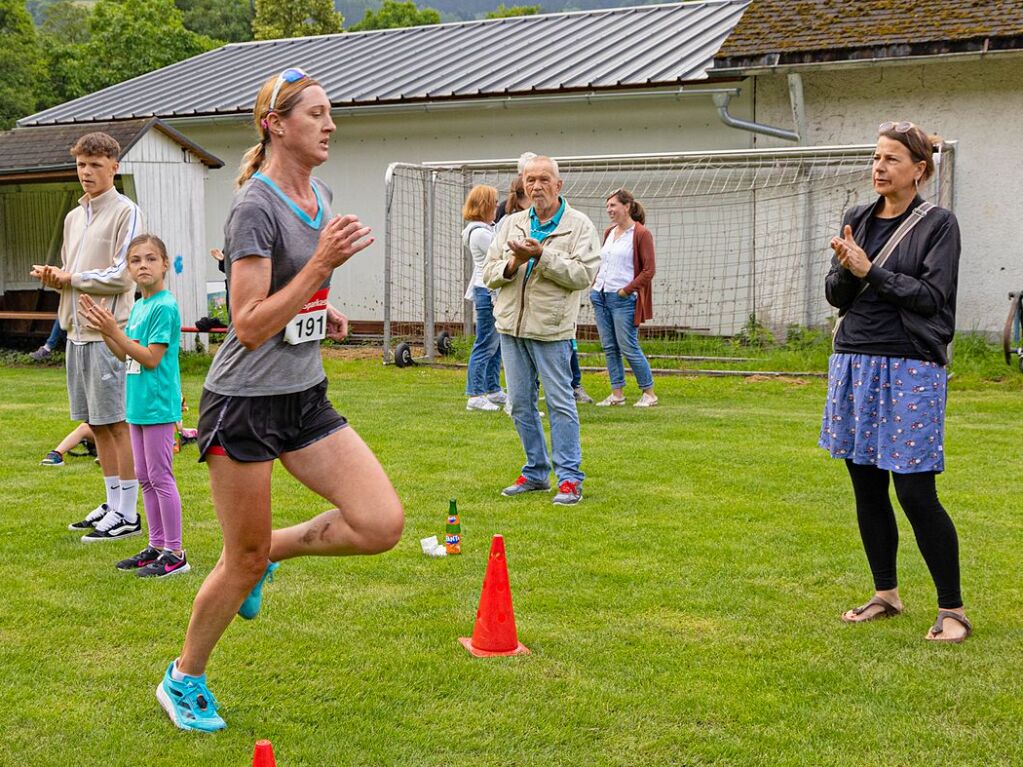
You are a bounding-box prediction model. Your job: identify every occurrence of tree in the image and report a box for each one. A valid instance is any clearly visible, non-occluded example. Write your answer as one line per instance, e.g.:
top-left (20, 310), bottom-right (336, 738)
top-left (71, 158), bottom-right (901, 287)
top-left (79, 0), bottom-right (219, 93)
top-left (40, 0), bottom-right (91, 44)
top-left (35, 0), bottom-right (92, 109)
top-left (0, 0), bottom-right (45, 128)
top-left (348, 0), bottom-right (439, 32)
top-left (175, 0), bottom-right (254, 44)
top-left (253, 0), bottom-right (343, 40)
top-left (485, 4), bottom-right (540, 18)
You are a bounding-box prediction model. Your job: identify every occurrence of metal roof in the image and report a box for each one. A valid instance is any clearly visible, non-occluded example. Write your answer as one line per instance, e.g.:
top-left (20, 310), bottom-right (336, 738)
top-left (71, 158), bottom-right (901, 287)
top-left (0, 118), bottom-right (224, 178)
top-left (20, 0), bottom-right (750, 127)
top-left (715, 0), bottom-right (1023, 69)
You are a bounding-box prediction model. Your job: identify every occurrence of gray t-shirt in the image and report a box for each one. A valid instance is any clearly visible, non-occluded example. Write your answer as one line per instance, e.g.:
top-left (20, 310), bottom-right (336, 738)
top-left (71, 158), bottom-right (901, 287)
top-left (204, 174), bottom-right (333, 397)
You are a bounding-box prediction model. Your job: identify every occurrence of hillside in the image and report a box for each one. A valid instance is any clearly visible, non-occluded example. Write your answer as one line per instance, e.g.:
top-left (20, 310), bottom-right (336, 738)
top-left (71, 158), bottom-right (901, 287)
top-left (338, 0), bottom-right (665, 26)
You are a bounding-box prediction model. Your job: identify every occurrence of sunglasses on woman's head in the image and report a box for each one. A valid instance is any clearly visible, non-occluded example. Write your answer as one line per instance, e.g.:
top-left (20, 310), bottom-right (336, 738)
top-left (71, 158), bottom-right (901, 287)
top-left (879, 121), bottom-right (915, 134)
top-left (268, 67), bottom-right (309, 112)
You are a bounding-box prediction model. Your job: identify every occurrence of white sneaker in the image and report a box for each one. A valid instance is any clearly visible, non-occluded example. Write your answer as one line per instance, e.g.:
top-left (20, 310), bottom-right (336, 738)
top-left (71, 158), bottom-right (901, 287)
top-left (634, 392), bottom-right (659, 408)
top-left (596, 395), bottom-right (626, 407)
top-left (486, 390), bottom-right (508, 405)
top-left (81, 509), bottom-right (142, 542)
top-left (467, 395), bottom-right (500, 411)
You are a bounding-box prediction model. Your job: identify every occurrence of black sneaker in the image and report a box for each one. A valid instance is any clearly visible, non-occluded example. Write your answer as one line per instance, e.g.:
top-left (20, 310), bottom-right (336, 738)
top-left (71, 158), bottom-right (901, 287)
top-left (80, 509), bottom-right (142, 543)
top-left (137, 551), bottom-right (191, 578)
top-left (116, 546), bottom-right (162, 571)
top-left (68, 503), bottom-right (109, 531)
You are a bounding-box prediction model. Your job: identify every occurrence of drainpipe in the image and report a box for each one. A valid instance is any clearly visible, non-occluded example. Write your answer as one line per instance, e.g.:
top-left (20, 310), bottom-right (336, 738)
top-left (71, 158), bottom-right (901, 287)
top-left (787, 73), bottom-right (807, 145)
top-left (712, 90), bottom-right (799, 143)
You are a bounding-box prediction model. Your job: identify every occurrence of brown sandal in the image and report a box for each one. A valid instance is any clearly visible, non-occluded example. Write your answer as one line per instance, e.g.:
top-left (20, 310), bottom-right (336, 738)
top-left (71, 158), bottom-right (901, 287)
top-left (841, 595), bottom-right (903, 623)
top-left (925, 610), bottom-right (972, 643)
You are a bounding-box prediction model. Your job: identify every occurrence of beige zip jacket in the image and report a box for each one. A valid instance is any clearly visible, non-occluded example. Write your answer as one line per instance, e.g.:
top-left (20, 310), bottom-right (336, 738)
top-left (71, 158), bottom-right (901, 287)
top-left (58, 187), bottom-right (143, 342)
top-left (482, 203), bottom-right (600, 341)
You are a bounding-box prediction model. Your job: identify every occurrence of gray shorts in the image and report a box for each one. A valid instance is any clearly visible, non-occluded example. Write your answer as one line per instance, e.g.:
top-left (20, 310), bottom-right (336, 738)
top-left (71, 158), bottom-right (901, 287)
top-left (66, 341), bottom-right (126, 425)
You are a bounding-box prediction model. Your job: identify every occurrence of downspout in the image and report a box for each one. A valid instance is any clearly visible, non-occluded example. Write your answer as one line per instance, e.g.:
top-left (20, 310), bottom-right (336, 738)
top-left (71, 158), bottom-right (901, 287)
top-left (712, 88), bottom-right (800, 143)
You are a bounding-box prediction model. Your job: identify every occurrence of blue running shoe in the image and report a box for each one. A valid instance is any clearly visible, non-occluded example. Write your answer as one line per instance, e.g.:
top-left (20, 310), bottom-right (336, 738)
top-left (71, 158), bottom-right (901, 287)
top-left (238, 561), bottom-right (279, 620)
top-left (156, 662), bottom-right (226, 732)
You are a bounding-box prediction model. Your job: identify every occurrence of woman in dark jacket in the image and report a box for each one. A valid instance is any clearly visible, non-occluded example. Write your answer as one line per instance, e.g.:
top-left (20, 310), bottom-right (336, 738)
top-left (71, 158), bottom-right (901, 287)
top-left (821, 121), bottom-right (969, 642)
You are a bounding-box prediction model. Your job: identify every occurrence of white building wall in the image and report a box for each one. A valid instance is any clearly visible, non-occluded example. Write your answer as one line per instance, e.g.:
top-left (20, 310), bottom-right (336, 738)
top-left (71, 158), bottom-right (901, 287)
top-left (121, 129), bottom-right (212, 351)
top-left (174, 90), bottom-right (757, 322)
top-left (746, 55), bottom-right (1023, 333)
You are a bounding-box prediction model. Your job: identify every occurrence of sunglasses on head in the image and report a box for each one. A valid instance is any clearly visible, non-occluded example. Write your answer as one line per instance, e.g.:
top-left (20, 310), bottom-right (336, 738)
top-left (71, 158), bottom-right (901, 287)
top-left (268, 67), bottom-right (309, 113)
top-left (879, 121), bottom-right (916, 134)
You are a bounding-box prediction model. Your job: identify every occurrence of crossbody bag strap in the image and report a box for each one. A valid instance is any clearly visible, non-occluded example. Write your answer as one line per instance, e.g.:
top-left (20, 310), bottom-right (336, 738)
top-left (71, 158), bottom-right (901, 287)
top-left (844, 201), bottom-right (935, 309)
top-left (833, 201), bottom-right (934, 344)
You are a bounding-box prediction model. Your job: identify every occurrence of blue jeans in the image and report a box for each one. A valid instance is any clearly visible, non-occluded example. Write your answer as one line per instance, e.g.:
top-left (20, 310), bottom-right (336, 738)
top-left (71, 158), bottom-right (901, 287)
top-left (570, 340), bottom-right (582, 389)
top-left (500, 334), bottom-right (583, 486)
top-left (590, 290), bottom-right (654, 390)
top-left (45, 319), bottom-right (65, 350)
top-left (465, 287), bottom-right (502, 396)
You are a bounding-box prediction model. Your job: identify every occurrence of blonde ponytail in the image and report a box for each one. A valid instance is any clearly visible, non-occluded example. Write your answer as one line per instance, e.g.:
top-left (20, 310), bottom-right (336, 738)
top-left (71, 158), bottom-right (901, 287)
top-left (236, 141), bottom-right (267, 188)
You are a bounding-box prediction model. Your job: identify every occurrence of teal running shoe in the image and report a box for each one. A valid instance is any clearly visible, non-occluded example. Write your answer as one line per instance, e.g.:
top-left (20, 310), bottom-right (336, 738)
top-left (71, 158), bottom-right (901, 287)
top-left (156, 662), bottom-right (226, 732)
top-left (238, 561), bottom-right (279, 620)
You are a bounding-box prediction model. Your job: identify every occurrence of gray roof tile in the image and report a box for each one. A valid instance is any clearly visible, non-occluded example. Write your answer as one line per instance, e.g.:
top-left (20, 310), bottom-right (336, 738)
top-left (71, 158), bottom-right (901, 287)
top-left (20, 0), bottom-right (750, 126)
top-left (0, 119), bottom-right (223, 175)
top-left (715, 0), bottom-right (1023, 66)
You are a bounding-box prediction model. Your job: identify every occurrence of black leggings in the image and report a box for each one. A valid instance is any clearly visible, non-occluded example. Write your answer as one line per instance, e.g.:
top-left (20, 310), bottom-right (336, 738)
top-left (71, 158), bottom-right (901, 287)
top-left (845, 460), bottom-right (962, 609)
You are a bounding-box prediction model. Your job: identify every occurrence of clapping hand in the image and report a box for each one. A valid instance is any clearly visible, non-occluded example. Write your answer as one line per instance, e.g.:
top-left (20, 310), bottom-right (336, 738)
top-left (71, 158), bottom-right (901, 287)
top-left (830, 225), bottom-right (870, 278)
top-left (30, 265), bottom-right (71, 289)
top-left (78, 294), bottom-right (117, 336)
top-left (507, 238), bottom-right (542, 269)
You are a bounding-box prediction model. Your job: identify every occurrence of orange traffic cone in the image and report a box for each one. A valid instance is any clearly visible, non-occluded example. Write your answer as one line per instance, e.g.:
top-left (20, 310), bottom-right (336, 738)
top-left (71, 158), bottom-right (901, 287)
top-left (252, 739), bottom-right (277, 767)
top-left (459, 534), bottom-right (530, 657)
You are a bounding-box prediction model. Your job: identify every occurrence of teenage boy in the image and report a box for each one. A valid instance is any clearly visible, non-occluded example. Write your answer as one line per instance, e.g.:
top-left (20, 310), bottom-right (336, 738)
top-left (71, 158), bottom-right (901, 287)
top-left (31, 132), bottom-right (144, 541)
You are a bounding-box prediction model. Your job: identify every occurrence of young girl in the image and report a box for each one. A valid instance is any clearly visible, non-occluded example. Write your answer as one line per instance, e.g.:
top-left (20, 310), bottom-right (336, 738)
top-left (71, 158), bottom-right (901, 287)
top-left (79, 234), bottom-right (188, 578)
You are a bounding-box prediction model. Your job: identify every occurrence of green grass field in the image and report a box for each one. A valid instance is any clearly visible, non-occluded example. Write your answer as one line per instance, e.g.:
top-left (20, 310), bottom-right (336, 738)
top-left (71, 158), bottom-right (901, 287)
top-left (1, 344), bottom-right (1021, 766)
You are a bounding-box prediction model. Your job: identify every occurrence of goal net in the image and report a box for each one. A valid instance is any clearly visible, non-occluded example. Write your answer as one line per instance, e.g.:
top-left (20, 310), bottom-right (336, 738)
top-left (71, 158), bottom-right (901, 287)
top-left (383, 144), bottom-right (956, 362)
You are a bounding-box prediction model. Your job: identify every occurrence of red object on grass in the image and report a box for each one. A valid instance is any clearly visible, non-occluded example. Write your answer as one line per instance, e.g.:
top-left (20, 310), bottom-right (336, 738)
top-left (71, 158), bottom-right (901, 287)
top-left (252, 739), bottom-right (277, 767)
top-left (458, 534), bottom-right (530, 657)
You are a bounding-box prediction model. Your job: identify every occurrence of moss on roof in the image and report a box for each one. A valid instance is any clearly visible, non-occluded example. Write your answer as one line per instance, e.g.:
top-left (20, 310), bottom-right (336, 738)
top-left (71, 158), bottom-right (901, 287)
top-left (716, 0), bottom-right (1023, 60)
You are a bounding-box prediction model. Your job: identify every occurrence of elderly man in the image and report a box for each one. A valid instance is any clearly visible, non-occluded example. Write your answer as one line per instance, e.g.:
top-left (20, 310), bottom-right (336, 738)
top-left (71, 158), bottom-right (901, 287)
top-left (482, 155), bottom-right (600, 505)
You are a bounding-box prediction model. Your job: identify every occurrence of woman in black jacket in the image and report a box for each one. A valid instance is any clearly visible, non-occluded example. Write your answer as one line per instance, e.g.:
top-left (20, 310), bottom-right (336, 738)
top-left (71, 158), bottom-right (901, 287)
top-left (820, 121), bottom-right (970, 643)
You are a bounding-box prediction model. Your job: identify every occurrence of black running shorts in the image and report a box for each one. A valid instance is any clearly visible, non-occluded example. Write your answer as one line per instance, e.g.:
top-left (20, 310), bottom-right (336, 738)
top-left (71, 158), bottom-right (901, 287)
top-left (197, 378), bottom-right (347, 463)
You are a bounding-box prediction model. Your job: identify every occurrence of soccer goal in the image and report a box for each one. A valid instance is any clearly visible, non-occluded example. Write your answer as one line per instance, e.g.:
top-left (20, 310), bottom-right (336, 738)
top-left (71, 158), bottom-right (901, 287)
top-left (383, 143), bottom-right (956, 366)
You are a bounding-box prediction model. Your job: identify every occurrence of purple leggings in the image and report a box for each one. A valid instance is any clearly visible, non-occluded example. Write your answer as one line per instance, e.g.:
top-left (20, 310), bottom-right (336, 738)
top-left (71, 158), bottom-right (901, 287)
top-left (129, 423), bottom-right (183, 551)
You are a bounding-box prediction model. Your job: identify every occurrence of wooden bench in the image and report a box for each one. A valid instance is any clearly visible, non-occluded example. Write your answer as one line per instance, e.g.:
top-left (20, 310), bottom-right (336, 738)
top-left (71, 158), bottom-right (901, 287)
top-left (0, 311), bottom-right (58, 321)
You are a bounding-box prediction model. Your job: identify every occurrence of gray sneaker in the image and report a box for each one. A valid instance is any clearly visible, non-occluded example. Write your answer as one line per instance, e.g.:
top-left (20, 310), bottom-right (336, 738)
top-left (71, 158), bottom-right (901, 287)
top-left (29, 345), bottom-right (52, 362)
top-left (552, 480), bottom-right (582, 505)
top-left (501, 476), bottom-right (551, 496)
top-left (573, 386), bottom-right (594, 404)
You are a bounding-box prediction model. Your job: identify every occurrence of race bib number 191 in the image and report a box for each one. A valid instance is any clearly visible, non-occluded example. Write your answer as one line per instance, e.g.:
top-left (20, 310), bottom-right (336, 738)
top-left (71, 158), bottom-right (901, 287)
top-left (284, 288), bottom-right (329, 345)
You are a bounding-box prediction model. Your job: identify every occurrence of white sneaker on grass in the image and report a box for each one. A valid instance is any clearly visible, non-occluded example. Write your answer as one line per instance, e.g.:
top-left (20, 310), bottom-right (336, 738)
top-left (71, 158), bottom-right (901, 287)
top-left (68, 503), bottom-right (108, 531)
top-left (467, 395), bottom-right (500, 411)
top-left (81, 509), bottom-right (142, 542)
top-left (634, 392), bottom-right (659, 408)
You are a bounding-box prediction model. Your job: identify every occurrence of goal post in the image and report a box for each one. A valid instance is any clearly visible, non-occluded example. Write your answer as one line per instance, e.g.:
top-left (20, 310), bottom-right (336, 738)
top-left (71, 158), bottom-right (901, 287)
top-left (383, 143), bottom-right (956, 364)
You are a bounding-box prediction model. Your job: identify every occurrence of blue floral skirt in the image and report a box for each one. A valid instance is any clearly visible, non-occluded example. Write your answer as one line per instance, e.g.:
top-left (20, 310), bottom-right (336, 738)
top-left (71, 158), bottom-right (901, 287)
top-left (818, 353), bottom-right (947, 474)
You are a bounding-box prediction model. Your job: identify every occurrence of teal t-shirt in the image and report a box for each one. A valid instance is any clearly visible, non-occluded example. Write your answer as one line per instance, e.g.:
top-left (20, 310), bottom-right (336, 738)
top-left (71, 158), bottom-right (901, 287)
top-left (125, 290), bottom-right (182, 425)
